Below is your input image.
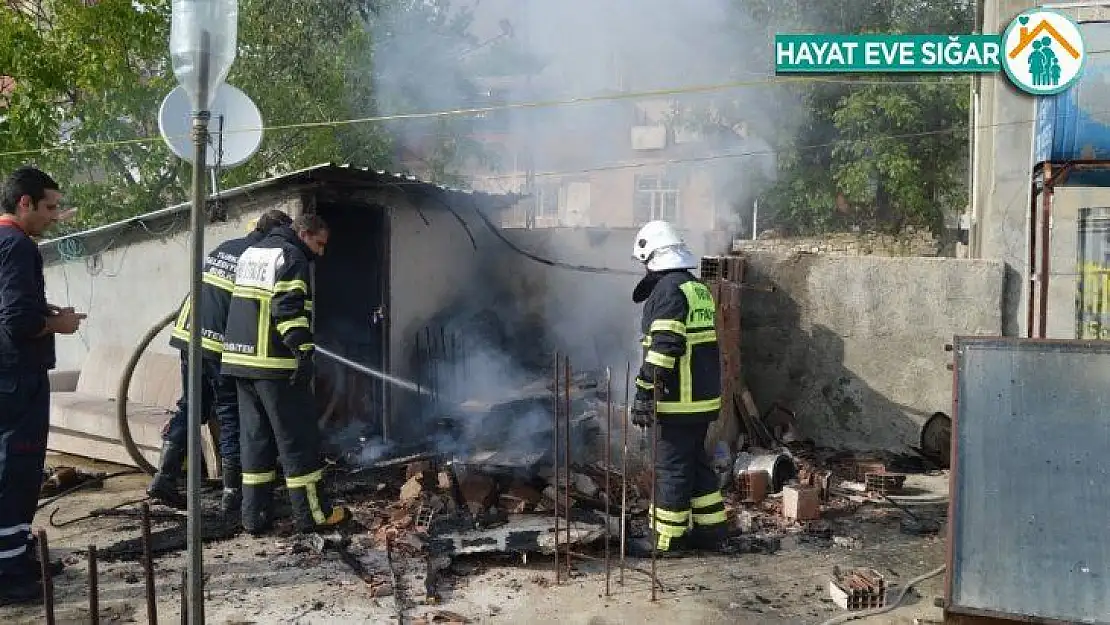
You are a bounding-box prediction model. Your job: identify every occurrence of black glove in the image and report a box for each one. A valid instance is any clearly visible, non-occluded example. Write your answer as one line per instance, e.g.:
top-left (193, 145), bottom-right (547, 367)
top-left (290, 349), bottom-right (315, 387)
top-left (631, 393), bottom-right (655, 428)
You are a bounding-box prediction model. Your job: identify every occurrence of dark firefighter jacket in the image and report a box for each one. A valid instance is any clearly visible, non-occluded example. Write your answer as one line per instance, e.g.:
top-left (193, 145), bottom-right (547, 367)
top-left (0, 219), bottom-right (54, 372)
top-left (220, 226), bottom-right (316, 380)
top-left (634, 269), bottom-right (721, 423)
top-left (169, 229), bottom-right (267, 360)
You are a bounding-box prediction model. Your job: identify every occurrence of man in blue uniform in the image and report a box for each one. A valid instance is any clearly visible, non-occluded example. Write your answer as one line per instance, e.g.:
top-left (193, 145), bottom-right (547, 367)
top-left (147, 209), bottom-right (293, 515)
top-left (626, 220), bottom-right (728, 557)
top-left (0, 167), bottom-right (85, 604)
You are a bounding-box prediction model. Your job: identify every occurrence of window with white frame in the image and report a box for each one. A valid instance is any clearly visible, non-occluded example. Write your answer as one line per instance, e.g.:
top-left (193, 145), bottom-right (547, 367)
top-left (633, 172), bottom-right (680, 225)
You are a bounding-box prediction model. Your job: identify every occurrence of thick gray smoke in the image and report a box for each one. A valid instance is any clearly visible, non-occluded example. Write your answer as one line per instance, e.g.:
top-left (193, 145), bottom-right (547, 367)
top-left (362, 0), bottom-right (797, 457)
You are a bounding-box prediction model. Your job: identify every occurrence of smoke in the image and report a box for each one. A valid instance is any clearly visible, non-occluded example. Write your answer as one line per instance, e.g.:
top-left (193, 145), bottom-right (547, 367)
top-left (357, 0), bottom-right (799, 457)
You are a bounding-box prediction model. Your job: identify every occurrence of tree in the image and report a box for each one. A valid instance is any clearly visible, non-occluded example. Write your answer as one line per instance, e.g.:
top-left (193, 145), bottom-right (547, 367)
top-left (677, 0), bottom-right (974, 236)
top-left (0, 0), bottom-right (487, 234)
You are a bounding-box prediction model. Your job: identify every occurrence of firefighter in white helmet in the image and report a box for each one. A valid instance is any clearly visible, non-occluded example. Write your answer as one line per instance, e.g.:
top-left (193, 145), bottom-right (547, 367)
top-left (627, 220), bottom-right (728, 557)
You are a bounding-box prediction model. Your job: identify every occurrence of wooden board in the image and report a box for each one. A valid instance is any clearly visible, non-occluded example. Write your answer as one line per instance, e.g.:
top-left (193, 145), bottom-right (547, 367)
top-left (705, 256), bottom-right (745, 454)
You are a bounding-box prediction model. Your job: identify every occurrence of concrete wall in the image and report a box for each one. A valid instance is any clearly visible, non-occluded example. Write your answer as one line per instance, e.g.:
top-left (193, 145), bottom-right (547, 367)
top-left (735, 228), bottom-right (943, 258)
top-left (742, 253), bottom-right (1004, 450)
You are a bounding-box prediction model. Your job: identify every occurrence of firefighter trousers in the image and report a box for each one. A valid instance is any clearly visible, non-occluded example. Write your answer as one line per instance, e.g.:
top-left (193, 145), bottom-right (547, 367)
top-left (0, 371), bottom-right (49, 578)
top-left (236, 377), bottom-right (340, 532)
top-left (650, 420), bottom-right (728, 551)
top-left (162, 352), bottom-right (240, 462)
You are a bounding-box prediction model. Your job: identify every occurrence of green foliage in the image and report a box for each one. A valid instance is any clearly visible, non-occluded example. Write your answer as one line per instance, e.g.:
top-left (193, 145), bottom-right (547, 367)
top-left (739, 0), bottom-right (974, 235)
top-left (0, 0), bottom-right (487, 234)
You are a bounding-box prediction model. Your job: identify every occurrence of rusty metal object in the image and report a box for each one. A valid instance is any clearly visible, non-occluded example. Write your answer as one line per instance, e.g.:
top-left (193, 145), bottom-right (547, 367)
top-left (551, 352), bottom-right (560, 585)
top-left (563, 355), bottom-right (572, 578)
top-left (88, 544), bottom-right (99, 624)
top-left (179, 569), bottom-right (187, 625)
top-left (619, 361), bottom-right (630, 586)
top-left (142, 503), bottom-right (158, 625)
top-left (37, 530), bottom-right (55, 625)
top-left (604, 366), bottom-right (612, 597)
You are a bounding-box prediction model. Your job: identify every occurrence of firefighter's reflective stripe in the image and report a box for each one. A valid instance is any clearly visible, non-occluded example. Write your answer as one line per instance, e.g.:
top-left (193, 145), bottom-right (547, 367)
top-left (690, 490), bottom-right (727, 526)
top-left (203, 272), bottom-right (235, 292)
top-left (646, 350), bottom-right (675, 368)
top-left (276, 316), bottom-right (309, 335)
top-left (242, 470), bottom-right (277, 485)
top-left (635, 378), bottom-right (653, 391)
top-left (650, 505), bottom-right (689, 551)
top-left (171, 297), bottom-right (225, 353)
top-left (303, 299), bottom-right (313, 312)
top-left (286, 469), bottom-right (326, 525)
top-left (650, 319), bottom-right (686, 336)
top-left (655, 281), bottom-right (722, 415)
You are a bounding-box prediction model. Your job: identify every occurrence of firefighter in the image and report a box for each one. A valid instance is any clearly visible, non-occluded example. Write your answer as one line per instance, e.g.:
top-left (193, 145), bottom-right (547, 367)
top-left (147, 209), bottom-right (293, 515)
top-left (220, 213), bottom-right (350, 534)
top-left (626, 220), bottom-right (728, 557)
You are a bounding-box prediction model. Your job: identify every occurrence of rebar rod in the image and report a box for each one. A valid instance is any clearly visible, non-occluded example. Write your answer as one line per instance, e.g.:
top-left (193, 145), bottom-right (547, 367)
top-left (619, 361), bottom-right (630, 585)
top-left (141, 503), bottom-right (158, 625)
top-left (651, 370), bottom-right (659, 603)
top-left (604, 366), bottom-right (612, 597)
top-left (88, 544), bottom-right (99, 625)
top-left (551, 352), bottom-right (561, 584)
top-left (563, 355), bottom-right (572, 578)
top-left (37, 530), bottom-right (55, 625)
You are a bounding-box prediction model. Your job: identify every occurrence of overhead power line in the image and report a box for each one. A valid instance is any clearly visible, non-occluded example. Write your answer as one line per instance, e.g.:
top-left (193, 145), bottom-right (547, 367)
top-left (0, 74), bottom-right (974, 159)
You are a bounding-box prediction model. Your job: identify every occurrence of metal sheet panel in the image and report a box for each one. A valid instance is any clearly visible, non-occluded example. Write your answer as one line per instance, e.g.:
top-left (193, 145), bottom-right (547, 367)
top-left (950, 337), bottom-right (1110, 624)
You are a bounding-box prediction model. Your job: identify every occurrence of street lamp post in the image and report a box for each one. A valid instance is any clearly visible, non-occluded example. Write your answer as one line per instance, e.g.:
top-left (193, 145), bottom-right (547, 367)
top-left (169, 2), bottom-right (238, 623)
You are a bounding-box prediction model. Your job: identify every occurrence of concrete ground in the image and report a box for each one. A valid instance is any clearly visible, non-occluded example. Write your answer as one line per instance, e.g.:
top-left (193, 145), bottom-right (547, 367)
top-left (1, 453), bottom-right (950, 625)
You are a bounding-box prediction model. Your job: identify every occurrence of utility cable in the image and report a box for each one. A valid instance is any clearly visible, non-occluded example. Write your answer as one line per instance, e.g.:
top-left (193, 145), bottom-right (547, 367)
top-left (0, 74), bottom-right (976, 159)
top-left (466, 196), bottom-right (641, 275)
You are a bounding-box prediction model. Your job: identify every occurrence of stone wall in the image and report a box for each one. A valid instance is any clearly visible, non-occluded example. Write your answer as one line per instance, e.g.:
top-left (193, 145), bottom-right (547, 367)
top-left (733, 228), bottom-right (942, 257)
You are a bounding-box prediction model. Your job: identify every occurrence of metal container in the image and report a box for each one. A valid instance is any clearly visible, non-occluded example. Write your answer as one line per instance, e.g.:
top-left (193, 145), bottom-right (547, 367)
top-left (1034, 21), bottom-right (1110, 182)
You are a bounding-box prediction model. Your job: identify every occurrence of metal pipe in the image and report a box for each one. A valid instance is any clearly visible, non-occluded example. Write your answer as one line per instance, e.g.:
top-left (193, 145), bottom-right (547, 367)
top-left (619, 361), bottom-right (630, 586)
top-left (185, 33), bottom-right (211, 625)
top-left (563, 355), bottom-right (572, 578)
top-left (552, 352), bottom-right (560, 585)
top-left (142, 503), bottom-right (158, 625)
top-left (88, 544), bottom-right (99, 625)
top-left (604, 366), bottom-right (612, 597)
top-left (37, 530), bottom-right (55, 625)
top-left (650, 370), bottom-right (659, 603)
top-left (1039, 172), bottom-right (1053, 338)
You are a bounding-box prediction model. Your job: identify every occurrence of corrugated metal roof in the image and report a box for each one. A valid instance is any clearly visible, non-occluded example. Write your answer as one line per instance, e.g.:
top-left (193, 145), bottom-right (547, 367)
top-left (39, 162), bottom-right (521, 249)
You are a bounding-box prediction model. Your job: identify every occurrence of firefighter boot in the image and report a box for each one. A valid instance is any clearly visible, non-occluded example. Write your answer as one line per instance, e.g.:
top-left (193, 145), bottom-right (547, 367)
top-left (241, 483), bottom-right (274, 535)
top-left (220, 460), bottom-right (242, 519)
top-left (287, 477), bottom-right (351, 533)
top-left (624, 530), bottom-right (689, 559)
top-left (146, 440), bottom-right (187, 509)
top-left (689, 524), bottom-right (734, 554)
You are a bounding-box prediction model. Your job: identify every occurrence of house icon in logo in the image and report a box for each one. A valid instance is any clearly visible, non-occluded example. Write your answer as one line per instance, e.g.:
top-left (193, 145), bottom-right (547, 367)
top-left (1002, 10), bottom-right (1087, 96)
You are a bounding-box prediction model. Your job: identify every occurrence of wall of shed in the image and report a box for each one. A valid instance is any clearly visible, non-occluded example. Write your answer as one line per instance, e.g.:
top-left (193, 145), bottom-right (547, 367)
top-left (42, 196), bottom-right (299, 372)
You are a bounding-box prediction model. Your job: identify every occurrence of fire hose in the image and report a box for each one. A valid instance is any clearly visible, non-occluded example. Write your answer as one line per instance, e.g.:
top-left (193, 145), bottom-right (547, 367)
top-left (117, 309), bottom-right (343, 474)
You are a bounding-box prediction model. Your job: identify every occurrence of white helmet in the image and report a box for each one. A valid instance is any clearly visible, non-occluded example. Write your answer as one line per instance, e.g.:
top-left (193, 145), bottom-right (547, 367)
top-left (632, 220), bottom-right (698, 272)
